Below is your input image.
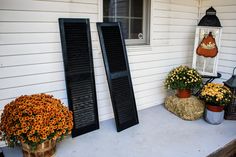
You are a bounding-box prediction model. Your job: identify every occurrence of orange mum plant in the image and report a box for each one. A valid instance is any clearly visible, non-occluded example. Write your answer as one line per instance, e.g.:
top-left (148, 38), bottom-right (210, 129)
top-left (0, 94), bottom-right (73, 150)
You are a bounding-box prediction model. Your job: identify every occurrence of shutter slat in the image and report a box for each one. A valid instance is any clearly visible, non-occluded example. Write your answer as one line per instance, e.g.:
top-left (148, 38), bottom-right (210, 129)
top-left (97, 22), bottom-right (139, 132)
top-left (59, 18), bottom-right (99, 137)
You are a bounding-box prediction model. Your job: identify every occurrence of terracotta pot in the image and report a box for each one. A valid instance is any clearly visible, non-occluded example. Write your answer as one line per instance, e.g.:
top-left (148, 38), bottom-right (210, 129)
top-left (22, 140), bottom-right (56, 157)
top-left (206, 104), bottom-right (224, 112)
top-left (176, 89), bottom-right (191, 98)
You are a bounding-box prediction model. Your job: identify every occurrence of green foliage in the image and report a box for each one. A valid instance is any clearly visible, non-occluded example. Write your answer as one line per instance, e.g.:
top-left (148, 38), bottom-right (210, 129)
top-left (165, 65), bottom-right (202, 90)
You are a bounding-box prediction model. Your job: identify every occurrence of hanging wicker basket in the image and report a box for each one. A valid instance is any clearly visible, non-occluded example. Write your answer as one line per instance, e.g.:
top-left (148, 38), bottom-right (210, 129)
top-left (22, 140), bottom-right (56, 157)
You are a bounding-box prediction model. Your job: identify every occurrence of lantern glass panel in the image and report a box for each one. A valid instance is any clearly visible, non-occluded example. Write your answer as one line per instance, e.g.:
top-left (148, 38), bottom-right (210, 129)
top-left (192, 27), bottom-right (222, 76)
top-left (224, 86), bottom-right (236, 120)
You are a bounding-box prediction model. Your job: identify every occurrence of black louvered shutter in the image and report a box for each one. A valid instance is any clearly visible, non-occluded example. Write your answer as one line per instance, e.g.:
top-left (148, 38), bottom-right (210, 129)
top-left (59, 18), bottom-right (99, 137)
top-left (97, 22), bottom-right (139, 132)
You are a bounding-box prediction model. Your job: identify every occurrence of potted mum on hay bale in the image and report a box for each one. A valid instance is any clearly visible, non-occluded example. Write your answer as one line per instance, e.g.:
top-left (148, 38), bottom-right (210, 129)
top-left (164, 65), bottom-right (204, 120)
top-left (164, 65), bottom-right (202, 98)
top-left (0, 93), bottom-right (73, 157)
top-left (200, 83), bottom-right (233, 124)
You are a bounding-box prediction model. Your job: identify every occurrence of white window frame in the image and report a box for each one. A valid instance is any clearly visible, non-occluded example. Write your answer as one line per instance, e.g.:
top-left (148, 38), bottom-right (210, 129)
top-left (192, 26), bottom-right (222, 76)
top-left (100, 0), bottom-right (150, 45)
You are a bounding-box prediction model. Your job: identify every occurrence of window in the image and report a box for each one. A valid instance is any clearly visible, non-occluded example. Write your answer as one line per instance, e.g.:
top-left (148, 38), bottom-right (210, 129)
top-left (103, 0), bottom-right (149, 45)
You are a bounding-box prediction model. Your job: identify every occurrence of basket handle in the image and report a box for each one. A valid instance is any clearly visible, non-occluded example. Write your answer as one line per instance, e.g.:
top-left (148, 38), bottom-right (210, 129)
top-left (233, 67), bottom-right (236, 76)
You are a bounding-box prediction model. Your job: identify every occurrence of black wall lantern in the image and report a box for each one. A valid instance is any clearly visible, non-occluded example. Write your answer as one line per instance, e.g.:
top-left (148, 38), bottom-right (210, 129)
top-left (224, 67), bottom-right (236, 120)
top-left (198, 6), bottom-right (221, 27)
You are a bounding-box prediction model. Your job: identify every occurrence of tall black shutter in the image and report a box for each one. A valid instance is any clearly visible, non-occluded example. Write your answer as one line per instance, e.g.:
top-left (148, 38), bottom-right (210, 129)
top-left (59, 18), bottom-right (99, 137)
top-left (97, 22), bottom-right (139, 132)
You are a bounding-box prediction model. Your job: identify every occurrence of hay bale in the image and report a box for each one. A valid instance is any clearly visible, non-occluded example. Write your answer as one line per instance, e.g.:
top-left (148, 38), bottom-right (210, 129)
top-left (164, 95), bottom-right (205, 120)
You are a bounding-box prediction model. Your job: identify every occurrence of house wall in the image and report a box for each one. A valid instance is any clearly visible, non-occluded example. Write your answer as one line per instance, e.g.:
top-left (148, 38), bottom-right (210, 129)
top-left (201, 0), bottom-right (236, 82)
top-left (0, 0), bottom-right (198, 121)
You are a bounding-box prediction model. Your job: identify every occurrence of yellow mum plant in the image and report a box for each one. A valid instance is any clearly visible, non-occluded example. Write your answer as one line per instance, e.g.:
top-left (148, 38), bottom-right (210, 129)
top-left (0, 94), bottom-right (73, 150)
top-left (164, 65), bottom-right (202, 90)
top-left (200, 83), bottom-right (233, 106)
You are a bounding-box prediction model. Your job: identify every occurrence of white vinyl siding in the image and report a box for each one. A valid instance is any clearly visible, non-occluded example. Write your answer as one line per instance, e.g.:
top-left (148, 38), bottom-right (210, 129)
top-left (146, 0), bottom-right (199, 105)
top-left (0, 0), bottom-right (103, 115)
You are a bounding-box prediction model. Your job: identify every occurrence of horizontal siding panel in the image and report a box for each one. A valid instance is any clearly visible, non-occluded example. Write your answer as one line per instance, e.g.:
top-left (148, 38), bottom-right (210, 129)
top-left (129, 51), bottom-right (192, 64)
top-left (128, 50), bottom-right (153, 56)
top-left (153, 25), bottom-right (195, 32)
top-left (1, 0), bottom-right (98, 13)
top-left (0, 62), bottom-right (64, 78)
top-left (218, 59), bottom-right (236, 68)
top-left (94, 75), bottom-right (106, 84)
top-left (202, 0), bottom-right (236, 6)
top-left (151, 45), bottom-right (193, 52)
top-left (154, 2), bottom-right (198, 13)
top-left (0, 54), bottom-right (102, 68)
top-left (153, 17), bottom-right (197, 26)
top-left (129, 58), bottom-right (192, 71)
top-left (94, 67), bottom-right (106, 76)
top-left (170, 0), bottom-right (198, 6)
top-left (96, 91), bottom-right (110, 101)
top-left (154, 10), bottom-right (198, 19)
top-left (151, 39), bottom-right (195, 46)
top-left (0, 43), bottom-right (61, 56)
top-left (48, 89), bottom-right (67, 99)
top-left (0, 89), bottom-right (69, 110)
top-left (133, 73), bottom-right (167, 85)
top-left (222, 27), bottom-right (236, 34)
top-left (221, 41), bottom-right (236, 48)
top-left (0, 72), bottom-right (65, 90)
top-left (135, 88), bottom-right (162, 99)
top-left (0, 82), bottom-right (111, 103)
top-left (0, 22), bottom-right (97, 33)
top-left (97, 82), bottom-right (163, 104)
top-left (153, 2), bottom-right (172, 10)
top-left (98, 104), bottom-right (113, 117)
top-left (38, 0), bottom-right (97, 4)
top-left (218, 66), bottom-right (235, 74)
top-left (152, 32), bottom-right (195, 39)
top-left (127, 45), bottom-right (193, 55)
top-left (218, 13), bottom-right (236, 20)
top-left (219, 53), bottom-right (236, 61)
top-left (136, 93), bottom-right (166, 109)
top-left (154, 0), bottom-right (198, 7)
top-left (222, 33), bottom-right (236, 41)
top-left (213, 6), bottom-right (236, 13)
top-left (0, 32), bottom-right (98, 45)
top-left (0, 53), bottom-right (62, 67)
top-left (134, 81), bottom-right (164, 93)
top-left (131, 60), bottom-right (190, 78)
top-left (0, 33), bottom-right (59, 45)
top-left (0, 98), bottom-right (18, 109)
top-left (220, 20), bottom-right (236, 27)
top-left (95, 83), bottom-right (109, 93)
top-left (221, 47), bottom-right (236, 54)
top-left (0, 10), bottom-right (97, 22)
top-left (0, 81), bottom-right (66, 100)
top-left (127, 45), bottom-right (153, 52)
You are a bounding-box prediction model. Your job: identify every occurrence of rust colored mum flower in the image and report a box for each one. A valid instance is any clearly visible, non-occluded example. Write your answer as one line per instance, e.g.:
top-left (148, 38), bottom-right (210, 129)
top-left (0, 93), bottom-right (73, 150)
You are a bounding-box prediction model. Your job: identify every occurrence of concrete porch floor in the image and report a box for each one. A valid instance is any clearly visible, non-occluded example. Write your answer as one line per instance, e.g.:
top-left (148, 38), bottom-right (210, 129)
top-left (2, 105), bottom-right (236, 157)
